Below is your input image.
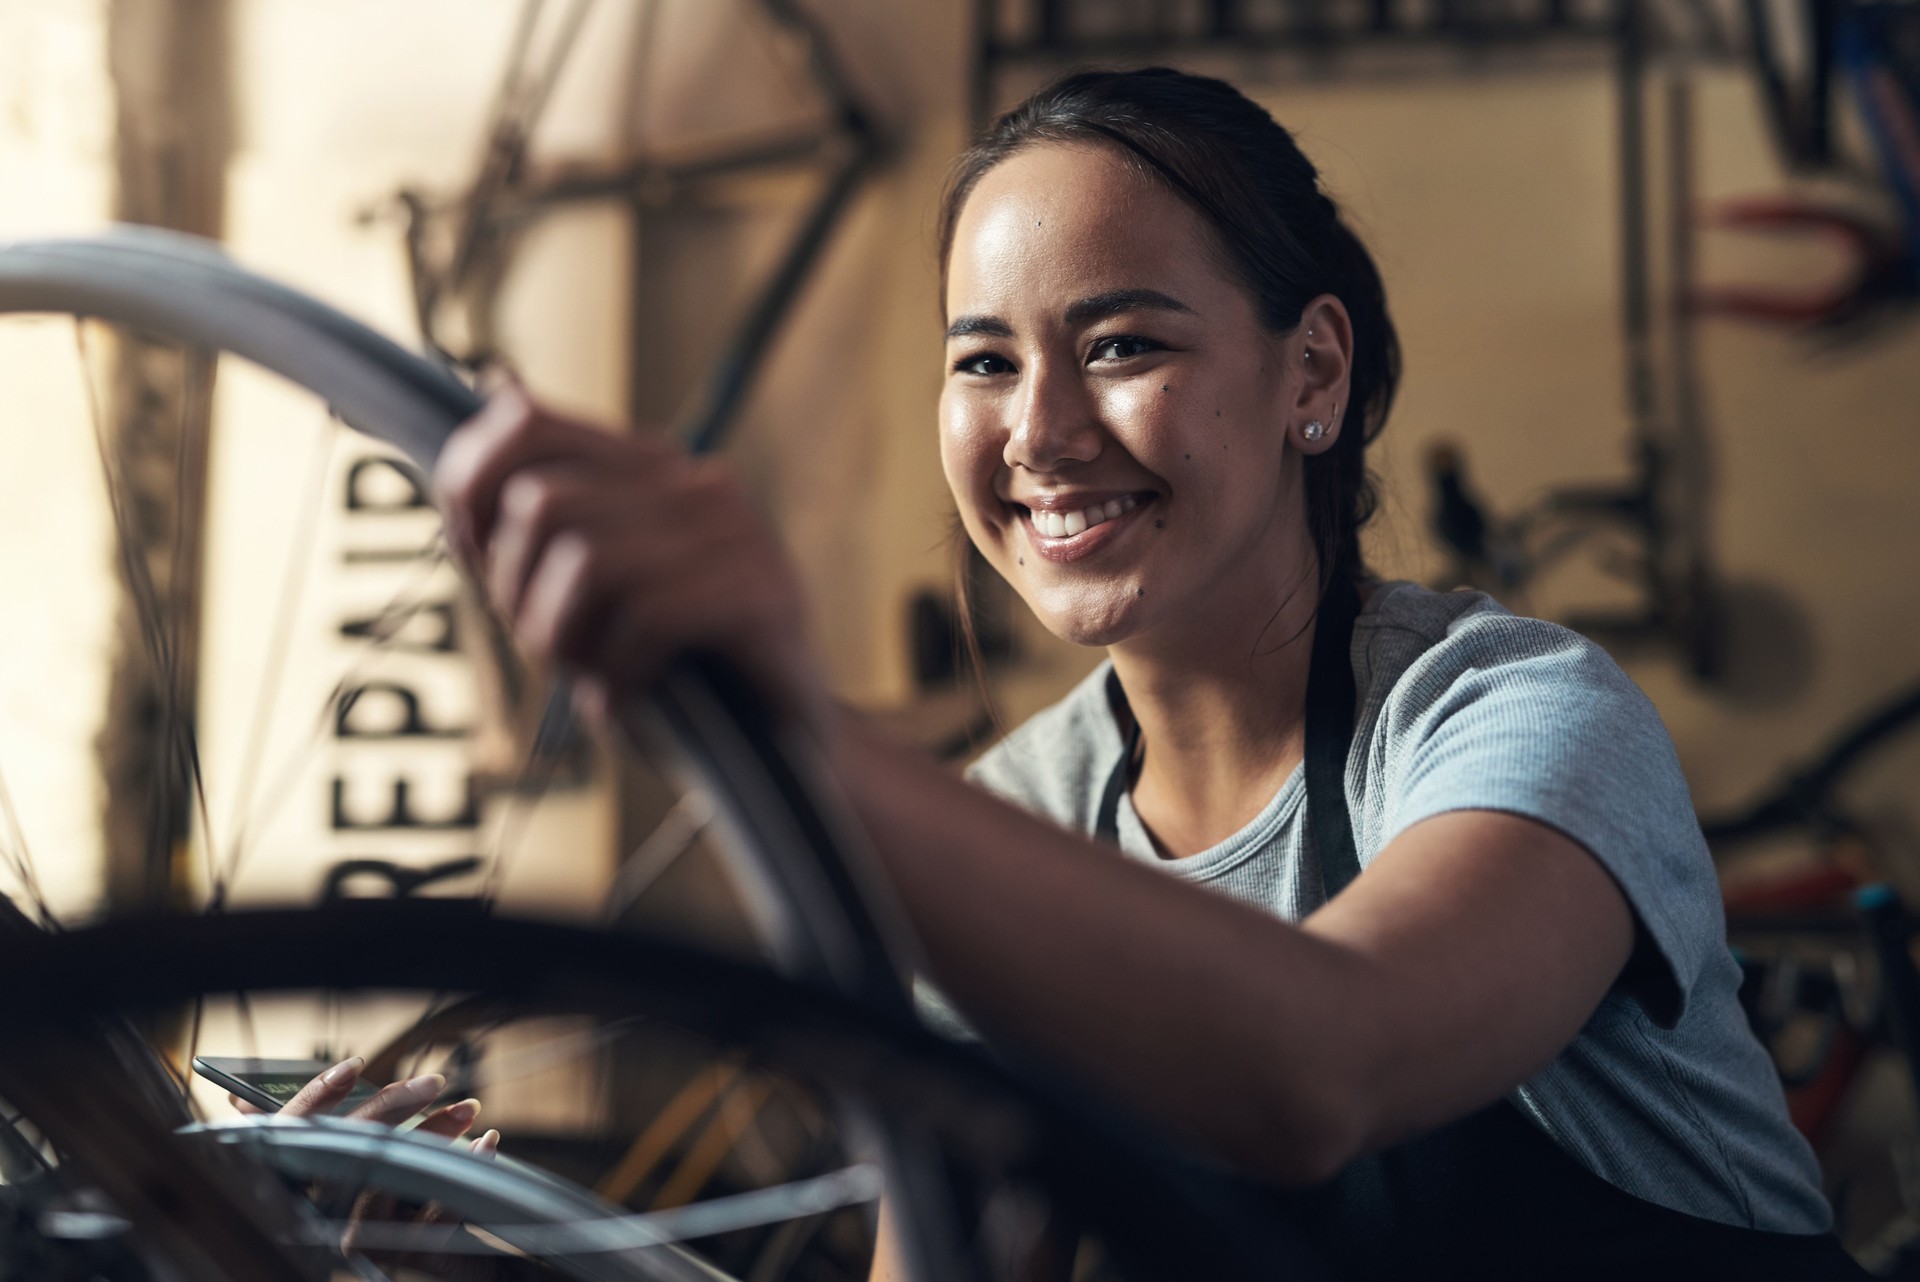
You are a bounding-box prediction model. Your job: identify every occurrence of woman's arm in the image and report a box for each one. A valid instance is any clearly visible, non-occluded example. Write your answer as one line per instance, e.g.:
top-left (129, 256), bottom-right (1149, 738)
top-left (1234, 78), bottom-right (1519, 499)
top-left (838, 721), bottom-right (1634, 1184)
top-left (433, 391), bottom-right (1636, 1185)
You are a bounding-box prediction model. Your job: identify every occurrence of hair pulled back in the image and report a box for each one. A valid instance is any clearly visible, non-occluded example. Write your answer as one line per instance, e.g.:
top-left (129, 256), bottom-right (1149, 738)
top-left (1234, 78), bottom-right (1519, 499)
top-left (939, 67), bottom-right (1400, 589)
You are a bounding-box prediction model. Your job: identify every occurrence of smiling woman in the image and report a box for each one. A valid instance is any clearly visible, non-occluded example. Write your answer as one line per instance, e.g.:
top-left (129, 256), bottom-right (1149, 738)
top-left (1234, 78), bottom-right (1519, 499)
top-left (939, 142), bottom-right (1322, 651)
top-left (432, 67), bottom-right (1866, 1280)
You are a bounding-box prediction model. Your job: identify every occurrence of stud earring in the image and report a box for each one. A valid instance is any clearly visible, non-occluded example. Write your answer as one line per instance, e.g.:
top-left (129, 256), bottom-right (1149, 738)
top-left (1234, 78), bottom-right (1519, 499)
top-left (1302, 420), bottom-right (1327, 442)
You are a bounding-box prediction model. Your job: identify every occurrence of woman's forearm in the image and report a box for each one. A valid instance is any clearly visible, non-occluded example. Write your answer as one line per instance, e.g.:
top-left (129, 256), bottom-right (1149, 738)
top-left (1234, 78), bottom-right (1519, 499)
top-left (831, 720), bottom-right (1634, 1186)
top-left (835, 721), bottom-right (1378, 1183)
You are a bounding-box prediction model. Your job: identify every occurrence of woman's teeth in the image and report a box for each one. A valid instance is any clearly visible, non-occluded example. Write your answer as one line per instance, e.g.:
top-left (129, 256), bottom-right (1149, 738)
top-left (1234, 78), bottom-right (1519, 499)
top-left (1029, 495), bottom-right (1138, 539)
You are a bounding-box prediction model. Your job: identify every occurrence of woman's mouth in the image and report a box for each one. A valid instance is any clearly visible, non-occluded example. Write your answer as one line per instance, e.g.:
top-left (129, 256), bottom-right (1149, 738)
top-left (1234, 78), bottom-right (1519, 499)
top-left (1015, 494), bottom-right (1152, 563)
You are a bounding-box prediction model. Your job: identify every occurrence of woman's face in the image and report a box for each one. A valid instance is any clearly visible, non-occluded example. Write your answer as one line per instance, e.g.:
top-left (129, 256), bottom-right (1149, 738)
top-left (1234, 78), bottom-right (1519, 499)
top-left (940, 142), bottom-right (1312, 652)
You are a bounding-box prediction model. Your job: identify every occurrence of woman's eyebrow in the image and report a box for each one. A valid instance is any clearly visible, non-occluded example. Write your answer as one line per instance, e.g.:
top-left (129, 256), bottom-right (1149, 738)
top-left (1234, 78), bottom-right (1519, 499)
top-left (944, 290), bottom-right (1193, 341)
top-left (945, 314), bottom-right (1013, 340)
top-left (1064, 288), bottom-right (1194, 325)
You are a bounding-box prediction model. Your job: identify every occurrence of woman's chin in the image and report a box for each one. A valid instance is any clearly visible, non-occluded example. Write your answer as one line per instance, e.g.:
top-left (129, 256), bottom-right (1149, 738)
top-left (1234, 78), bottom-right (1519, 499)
top-left (1024, 586), bottom-right (1148, 650)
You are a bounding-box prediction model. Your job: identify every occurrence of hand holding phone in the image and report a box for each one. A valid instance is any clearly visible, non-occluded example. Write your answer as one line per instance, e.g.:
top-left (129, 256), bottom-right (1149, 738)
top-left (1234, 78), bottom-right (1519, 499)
top-left (192, 1056), bottom-right (383, 1114)
top-left (192, 1055), bottom-right (495, 1154)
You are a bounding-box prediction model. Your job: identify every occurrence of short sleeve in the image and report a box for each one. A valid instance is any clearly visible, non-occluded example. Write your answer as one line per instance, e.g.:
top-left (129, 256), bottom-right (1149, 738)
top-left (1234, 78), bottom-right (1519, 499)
top-left (1368, 612), bottom-right (1721, 1027)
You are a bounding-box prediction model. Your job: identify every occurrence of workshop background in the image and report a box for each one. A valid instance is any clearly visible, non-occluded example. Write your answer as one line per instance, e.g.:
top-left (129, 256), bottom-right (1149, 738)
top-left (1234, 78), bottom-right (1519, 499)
top-left (3, 0), bottom-right (1919, 1263)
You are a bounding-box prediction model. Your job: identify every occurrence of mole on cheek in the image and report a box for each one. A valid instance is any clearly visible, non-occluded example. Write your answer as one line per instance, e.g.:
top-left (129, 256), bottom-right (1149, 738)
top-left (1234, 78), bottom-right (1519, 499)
top-left (1017, 556), bottom-right (1024, 565)
top-left (1154, 520), bottom-right (1165, 529)
top-left (1162, 385), bottom-right (1170, 393)
top-left (1136, 588), bottom-right (1145, 598)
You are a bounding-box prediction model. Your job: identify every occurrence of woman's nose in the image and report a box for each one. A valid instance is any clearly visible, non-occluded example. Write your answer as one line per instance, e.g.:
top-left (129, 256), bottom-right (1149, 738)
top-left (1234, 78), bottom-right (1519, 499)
top-left (1004, 360), bottom-right (1103, 473)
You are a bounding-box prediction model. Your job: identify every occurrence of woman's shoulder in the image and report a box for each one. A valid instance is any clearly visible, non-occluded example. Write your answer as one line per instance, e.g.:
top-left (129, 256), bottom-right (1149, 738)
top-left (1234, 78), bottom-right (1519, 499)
top-left (1356, 581), bottom-right (1651, 721)
top-left (964, 661), bottom-right (1126, 833)
top-left (1360, 579), bottom-right (1612, 657)
top-left (1353, 583), bottom-right (1716, 1024)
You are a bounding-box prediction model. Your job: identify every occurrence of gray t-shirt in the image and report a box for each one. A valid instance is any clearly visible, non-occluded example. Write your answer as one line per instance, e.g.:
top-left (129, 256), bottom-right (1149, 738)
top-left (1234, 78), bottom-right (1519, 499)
top-left (965, 581), bottom-right (1829, 1233)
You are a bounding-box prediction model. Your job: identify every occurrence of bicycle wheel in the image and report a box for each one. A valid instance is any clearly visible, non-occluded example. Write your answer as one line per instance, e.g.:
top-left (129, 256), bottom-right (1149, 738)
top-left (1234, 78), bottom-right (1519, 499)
top-left (0, 902), bottom-right (1322, 1282)
top-left (0, 229), bottom-right (1325, 1281)
top-left (0, 226), bottom-right (946, 1279)
top-left (0, 226), bottom-right (903, 1002)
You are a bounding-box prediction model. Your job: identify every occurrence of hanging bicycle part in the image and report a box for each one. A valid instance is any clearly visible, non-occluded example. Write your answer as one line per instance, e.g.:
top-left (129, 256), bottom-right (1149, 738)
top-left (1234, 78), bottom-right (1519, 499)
top-left (376, 0), bottom-right (885, 455)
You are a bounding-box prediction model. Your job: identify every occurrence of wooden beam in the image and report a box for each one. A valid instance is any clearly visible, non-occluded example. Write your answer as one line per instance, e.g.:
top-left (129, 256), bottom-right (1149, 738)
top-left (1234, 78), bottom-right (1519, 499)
top-left (97, 0), bottom-right (231, 913)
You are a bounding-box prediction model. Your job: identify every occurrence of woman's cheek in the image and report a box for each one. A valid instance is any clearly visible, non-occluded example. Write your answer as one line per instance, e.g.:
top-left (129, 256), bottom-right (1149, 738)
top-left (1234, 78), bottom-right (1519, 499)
top-left (938, 396), bottom-right (1003, 516)
top-left (1093, 377), bottom-right (1175, 460)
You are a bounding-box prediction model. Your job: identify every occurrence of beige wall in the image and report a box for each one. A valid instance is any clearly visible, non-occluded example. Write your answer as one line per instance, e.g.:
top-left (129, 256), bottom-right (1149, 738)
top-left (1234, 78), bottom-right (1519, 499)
top-left (1256, 66), bottom-right (1920, 867)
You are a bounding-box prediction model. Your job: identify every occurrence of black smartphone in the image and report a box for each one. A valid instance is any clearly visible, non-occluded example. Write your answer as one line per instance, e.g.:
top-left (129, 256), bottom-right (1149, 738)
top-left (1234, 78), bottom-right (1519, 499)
top-left (192, 1056), bottom-right (382, 1115)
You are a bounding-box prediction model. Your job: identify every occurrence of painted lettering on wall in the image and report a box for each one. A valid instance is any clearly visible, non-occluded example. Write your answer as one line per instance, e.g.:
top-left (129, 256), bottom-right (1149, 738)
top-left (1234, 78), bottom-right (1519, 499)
top-left (325, 452), bottom-right (482, 895)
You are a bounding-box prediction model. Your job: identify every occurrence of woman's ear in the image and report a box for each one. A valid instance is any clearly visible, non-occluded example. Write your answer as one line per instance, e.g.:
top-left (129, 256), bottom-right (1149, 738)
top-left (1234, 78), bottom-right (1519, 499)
top-left (1290, 294), bottom-right (1353, 456)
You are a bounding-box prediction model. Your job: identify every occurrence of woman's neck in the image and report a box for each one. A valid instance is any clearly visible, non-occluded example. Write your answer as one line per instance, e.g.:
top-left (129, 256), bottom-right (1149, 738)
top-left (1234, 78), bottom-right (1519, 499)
top-left (1109, 568), bottom-right (1326, 859)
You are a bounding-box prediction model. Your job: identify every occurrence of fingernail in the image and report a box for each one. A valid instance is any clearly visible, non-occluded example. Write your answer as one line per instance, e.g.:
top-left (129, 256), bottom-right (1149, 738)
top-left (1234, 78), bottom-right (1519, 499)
top-left (402, 1072), bottom-right (446, 1102)
top-left (444, 1098), bottom-right (481, 1121)
top-left (322, 1056), bottom-right (364, 1087)
top-left (472, 1129), bottom-right (500, 1156)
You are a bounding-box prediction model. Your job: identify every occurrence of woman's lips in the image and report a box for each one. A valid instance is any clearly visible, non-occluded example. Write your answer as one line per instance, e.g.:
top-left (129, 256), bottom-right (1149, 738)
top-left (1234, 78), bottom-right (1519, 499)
top-left (1015, 493), bottom-right (1153, 563)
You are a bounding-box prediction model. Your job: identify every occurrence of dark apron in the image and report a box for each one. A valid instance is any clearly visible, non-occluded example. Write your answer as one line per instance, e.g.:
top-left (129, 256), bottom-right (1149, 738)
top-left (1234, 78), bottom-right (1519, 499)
top-left (1094, 578), bottom-right (1864, 1280)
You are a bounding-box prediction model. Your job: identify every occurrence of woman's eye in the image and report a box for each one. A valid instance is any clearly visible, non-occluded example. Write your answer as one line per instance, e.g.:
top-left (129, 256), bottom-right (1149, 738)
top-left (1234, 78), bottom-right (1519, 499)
top-left (1090, 335), bottom-right (1159, 362)
top-left (952, 351), bottom-right (1013, 376)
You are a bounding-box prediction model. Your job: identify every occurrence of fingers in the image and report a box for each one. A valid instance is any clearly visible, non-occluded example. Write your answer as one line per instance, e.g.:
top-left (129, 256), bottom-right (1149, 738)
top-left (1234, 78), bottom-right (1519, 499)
top-left (414, 1097), bottom-right (482, 1140)
top-left (508, 491), bottom-right (793, 676)
top-left (433, 385), bottom-right (671, 565)
top-left (278, 1055), bottom-right (367, 1119)
top-left (345, 1071), bottom-right (447, 1127)
top-left (252, 1061), bottom-right (485, 1142)
top-left (228, 1093), bottom-right (266, 1116)
top-left (484, 473), bottom-right (664, 623)
top-left (432, 387), bottom-right (825, 733)
top-left (570, 546), bottom-right (815, 717)
top-left (469, 1129), bottom-right (501, 1159)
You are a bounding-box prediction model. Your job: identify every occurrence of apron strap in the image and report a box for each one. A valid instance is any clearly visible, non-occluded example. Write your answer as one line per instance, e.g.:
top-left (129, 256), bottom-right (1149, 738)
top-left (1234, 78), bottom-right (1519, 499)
top-left (1094, 670), bottom-right (1141, 847)
top-left (1093, 576), bottom-right (1363, 905)
top-left (1304, 575), bottom-right (1363, 898)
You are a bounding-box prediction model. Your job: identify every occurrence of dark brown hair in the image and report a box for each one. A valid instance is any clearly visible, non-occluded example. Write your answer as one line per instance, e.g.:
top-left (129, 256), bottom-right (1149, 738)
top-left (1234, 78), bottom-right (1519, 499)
top-left (939, 67), bottom-right (1401, 590)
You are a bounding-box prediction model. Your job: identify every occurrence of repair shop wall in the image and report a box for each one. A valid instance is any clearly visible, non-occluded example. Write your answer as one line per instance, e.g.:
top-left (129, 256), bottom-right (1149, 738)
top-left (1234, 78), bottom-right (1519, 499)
top-left (1251, 67), bottom-right (1920, 881)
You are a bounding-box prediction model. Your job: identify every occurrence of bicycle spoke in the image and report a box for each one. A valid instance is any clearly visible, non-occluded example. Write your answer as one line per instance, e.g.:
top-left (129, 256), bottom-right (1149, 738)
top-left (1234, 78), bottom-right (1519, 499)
top-left (215, 412), bottom-right (342, 905)
top-left (476, 681), bottom-right (584, 906)
top-left (605, 791), bottom-right (713, 922)
top-left (309, 1163), bottom-right (882, 1256)
top-left (167, 347), bottom-right (221, 902)
top-left (460, 1015), bottom-right (643, 1091)
top-left (220, 541), bottom-right (461, 895)
top-left (75, 322), bottom-right (222, 899)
